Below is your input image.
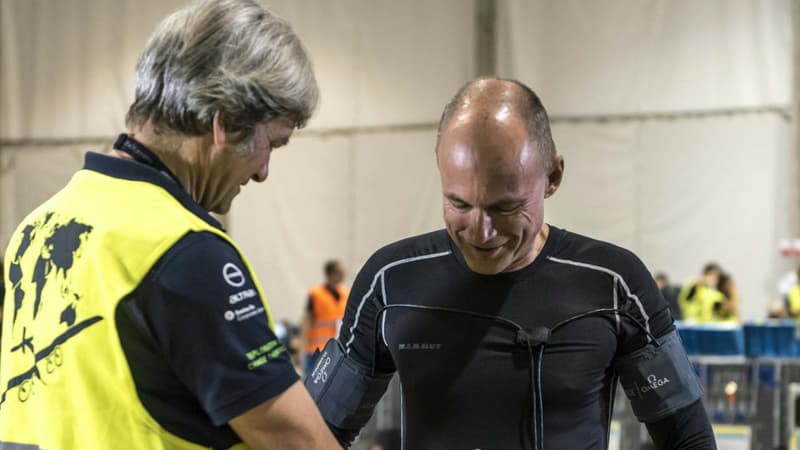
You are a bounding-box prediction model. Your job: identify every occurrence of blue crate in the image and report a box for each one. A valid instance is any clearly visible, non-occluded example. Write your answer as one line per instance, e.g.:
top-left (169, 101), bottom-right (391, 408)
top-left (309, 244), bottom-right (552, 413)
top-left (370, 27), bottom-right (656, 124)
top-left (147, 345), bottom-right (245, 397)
top-left (709, 327), bottom-right (745, 355)
top-left (675, 322), bottom-right (698, 355)
top-left (743, 324), bottom-right (765, 357)
top-left (676, 322), bottom-right (745, 355)
top-left (743, 321), bottom-right (800, 357)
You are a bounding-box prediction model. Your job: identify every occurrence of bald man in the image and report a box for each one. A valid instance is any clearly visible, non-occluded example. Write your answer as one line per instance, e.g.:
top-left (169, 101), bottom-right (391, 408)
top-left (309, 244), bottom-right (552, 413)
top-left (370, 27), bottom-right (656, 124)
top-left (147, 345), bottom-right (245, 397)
top-left (306, 78), bottom-right (716, 449)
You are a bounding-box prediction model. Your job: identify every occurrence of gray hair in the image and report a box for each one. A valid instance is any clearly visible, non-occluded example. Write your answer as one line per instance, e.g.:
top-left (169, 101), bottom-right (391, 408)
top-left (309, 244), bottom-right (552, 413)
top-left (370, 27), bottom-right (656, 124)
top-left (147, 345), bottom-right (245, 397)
top-left (436, 77), bottom-right (556, 172)
top-left (125, 0), bottom-right (319, 141)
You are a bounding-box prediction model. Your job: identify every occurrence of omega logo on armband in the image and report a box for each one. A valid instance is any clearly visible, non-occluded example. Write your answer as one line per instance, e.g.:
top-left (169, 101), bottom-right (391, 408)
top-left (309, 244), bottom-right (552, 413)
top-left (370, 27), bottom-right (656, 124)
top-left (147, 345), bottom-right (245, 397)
top-left (312, 356), bottom-right (332, 384)
top-left (640, 373), bottom-right (671, 394)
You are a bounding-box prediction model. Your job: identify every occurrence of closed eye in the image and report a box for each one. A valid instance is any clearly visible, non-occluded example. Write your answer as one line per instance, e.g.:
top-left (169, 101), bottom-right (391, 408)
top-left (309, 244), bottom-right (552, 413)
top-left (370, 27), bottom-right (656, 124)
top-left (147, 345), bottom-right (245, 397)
top-left (445, 195), bottom-right (472, 211)
top-left (489, 202), bottom-right (524, 214)
top-left (451, 200), bottom-right (471, 211)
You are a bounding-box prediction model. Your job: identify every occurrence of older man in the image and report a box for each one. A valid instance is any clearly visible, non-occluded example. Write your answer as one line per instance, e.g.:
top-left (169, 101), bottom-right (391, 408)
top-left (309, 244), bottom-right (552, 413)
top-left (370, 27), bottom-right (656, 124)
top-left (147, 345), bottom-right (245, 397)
top-left (307, 78), bottom-right (715, 449)
top-left (0, 1), bottom-right (339, 449)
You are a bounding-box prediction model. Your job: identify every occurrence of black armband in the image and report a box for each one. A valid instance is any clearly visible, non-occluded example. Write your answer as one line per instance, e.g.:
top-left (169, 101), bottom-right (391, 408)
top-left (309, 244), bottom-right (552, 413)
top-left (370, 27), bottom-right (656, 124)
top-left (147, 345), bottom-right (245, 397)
top-left (305, 339), bottom-right (394, 437)
top-left (615, 329), bottom-right (704, 423)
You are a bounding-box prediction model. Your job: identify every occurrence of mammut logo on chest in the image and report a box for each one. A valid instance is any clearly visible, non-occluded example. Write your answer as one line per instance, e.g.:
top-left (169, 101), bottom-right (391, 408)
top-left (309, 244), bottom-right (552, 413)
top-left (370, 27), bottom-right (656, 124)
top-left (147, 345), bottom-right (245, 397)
top-left (398, 343), bottom-right (442, 351)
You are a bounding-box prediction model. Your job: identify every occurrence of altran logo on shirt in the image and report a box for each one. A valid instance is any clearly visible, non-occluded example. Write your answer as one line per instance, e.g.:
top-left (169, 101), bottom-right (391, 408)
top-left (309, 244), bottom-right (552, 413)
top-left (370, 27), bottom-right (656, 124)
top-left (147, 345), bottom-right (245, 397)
top-left (640, 374), bottom-right (670, 394)
top-left (229, 288), bottom-right (256, 304)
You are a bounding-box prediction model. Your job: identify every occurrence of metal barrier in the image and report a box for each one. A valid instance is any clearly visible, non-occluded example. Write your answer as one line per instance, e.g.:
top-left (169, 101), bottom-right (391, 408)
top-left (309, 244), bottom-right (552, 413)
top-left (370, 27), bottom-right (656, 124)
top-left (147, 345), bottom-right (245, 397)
top-left (676, 320), bottom-right (800, 450)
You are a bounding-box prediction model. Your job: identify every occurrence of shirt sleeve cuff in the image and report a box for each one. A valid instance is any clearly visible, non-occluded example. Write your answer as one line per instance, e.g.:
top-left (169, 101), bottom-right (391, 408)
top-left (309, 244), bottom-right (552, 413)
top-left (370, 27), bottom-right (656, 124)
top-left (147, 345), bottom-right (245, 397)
top-left (206, 362), bottom-right (300, 426)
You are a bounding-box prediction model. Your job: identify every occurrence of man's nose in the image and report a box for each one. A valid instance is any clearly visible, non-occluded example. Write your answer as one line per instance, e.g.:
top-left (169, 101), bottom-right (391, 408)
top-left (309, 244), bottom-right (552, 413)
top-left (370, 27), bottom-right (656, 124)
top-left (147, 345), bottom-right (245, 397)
top-left (470, 209), bottom-right (497, 243)
top-left (253, 164), bottom-right (269, 182)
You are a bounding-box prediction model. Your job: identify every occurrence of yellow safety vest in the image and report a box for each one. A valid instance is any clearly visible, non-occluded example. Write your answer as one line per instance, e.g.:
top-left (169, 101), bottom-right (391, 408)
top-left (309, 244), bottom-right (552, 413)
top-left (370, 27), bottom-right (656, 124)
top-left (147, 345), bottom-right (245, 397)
top-left (0, 167), bottom-right (268, 449)
top-left (788, 285), bottom-right (800, 318)
top-left (678, 282), bottom-right (726, 323)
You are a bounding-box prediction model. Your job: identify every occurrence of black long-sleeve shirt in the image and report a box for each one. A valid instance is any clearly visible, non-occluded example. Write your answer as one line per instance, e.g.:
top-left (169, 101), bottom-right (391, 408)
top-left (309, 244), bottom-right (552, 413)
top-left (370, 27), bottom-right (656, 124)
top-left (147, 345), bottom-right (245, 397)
top-left (328, 226), bottom-right (716, 449)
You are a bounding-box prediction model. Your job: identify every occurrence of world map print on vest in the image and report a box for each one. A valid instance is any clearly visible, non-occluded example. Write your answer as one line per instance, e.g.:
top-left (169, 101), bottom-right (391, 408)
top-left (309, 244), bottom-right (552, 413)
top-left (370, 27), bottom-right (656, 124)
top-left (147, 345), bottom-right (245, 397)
top-left (2, 211), bottom-right (101, 407)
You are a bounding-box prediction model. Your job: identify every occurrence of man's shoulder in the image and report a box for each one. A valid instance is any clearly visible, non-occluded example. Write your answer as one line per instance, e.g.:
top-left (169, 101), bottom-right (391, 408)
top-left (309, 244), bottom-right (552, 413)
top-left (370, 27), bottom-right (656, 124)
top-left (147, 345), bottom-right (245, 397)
top-left (548, 226), bottom-right (649, 279)
top-left (154, 231), bottom-right (245, 287)
top-left (360, 229), bottom-right (452, 274)
top-left (165, 231), bottom-right (237, 260)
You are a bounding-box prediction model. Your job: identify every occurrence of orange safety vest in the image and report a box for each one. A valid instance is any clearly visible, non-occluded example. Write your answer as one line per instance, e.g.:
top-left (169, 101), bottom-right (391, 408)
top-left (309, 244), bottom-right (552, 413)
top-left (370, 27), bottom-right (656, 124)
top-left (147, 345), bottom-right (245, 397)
top-left (306, 284), bottom-right (348, 352)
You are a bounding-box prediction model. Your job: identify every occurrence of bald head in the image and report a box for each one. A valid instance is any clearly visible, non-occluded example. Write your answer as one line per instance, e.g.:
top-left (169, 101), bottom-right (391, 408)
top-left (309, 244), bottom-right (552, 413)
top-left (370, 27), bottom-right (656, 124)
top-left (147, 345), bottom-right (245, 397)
top-left (436, 77), bottom-right (556, 172)
top-left (435, 78), bottom-right (565, 275)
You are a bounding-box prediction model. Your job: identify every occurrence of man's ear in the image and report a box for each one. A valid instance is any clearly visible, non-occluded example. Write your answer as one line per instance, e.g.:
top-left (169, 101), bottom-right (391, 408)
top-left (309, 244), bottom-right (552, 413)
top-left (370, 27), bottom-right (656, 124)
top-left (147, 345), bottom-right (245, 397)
top-left (212, 111), bottom-right (228, 147)
top-left (545, 154), bottom-right (565, 199)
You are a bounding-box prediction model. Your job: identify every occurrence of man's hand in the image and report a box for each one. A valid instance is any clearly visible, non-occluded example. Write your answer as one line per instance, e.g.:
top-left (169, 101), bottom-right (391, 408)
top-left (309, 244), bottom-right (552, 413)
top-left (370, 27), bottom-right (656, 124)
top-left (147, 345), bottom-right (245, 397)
top-left (229, 380), bottom-right (342, 450)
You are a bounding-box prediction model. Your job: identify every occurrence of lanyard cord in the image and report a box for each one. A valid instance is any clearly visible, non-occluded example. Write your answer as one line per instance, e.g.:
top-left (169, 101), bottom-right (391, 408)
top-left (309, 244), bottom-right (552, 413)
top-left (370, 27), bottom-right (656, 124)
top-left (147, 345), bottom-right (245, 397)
top-left (369, 304), bottom-right (661, 450)
top-left (550, 307), bottom-right (659, 343)
top-left (112, 133), bottom-right (184, 189)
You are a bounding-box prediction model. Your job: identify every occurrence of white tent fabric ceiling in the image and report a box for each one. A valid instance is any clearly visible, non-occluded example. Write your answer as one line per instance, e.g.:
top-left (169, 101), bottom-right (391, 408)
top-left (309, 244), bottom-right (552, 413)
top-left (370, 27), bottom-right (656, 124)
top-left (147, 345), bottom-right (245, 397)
top-left (0, 0), bottom-right (795, 322)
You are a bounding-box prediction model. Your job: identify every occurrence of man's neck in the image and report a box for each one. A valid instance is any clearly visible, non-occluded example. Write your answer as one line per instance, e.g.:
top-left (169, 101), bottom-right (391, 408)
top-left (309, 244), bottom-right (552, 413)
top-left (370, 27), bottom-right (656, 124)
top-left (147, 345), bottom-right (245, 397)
top-left (532, 223), bottom-right (550, 260)
top-left (500, 223), bottom-right (550, 273)
top-left (113, 126), bottom-right (209, 204)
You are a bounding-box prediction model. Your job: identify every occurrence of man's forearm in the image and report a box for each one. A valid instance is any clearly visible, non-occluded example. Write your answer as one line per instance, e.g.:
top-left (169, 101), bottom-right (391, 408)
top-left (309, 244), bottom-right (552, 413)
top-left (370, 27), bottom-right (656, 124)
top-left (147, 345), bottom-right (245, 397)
top-left (645, 399), bottom-right (717, 449)
top-left (327, 421), bottom-right (360, 448)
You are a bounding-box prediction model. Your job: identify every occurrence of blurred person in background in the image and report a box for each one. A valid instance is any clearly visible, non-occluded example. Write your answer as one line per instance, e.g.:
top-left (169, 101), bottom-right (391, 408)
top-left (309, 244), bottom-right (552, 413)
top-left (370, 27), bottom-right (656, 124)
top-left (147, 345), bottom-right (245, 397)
top-left (276, 318), bottom-right (304, 369)
top-left (0, 1), bottom-right (340, 449)
top-left (655, 272), bottom-right (682, 320)
top-left (302, 259), bottom-right (349, 374)
top-left (678, 262), bottom-right (725, 322)
top-left (767, 298), bottom-right (789, 319)
top-left (715, 272), bottom-right (740, 322)
top-left (783, 265), bottom-right (800, 319)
